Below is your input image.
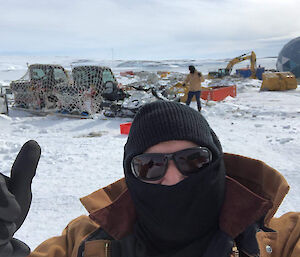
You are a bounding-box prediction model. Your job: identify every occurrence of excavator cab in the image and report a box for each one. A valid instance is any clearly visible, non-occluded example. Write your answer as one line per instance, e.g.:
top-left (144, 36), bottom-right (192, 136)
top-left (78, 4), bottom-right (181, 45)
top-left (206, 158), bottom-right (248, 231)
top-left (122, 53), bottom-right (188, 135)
top-left (207, 68), bottom-right (230, 79)
top-left (218, 68), bottom-right (230, 77)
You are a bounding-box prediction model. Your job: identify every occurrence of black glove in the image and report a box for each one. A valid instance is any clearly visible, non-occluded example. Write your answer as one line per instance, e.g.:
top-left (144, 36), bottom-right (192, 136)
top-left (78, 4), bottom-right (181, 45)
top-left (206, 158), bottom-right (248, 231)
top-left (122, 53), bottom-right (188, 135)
top-left (0, 140), bottom-right (41, 257)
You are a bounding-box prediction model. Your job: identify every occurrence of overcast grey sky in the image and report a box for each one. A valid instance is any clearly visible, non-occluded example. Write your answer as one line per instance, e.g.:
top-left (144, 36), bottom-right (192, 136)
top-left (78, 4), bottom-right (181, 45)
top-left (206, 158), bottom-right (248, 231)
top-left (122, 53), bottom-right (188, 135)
top-left (0, 0), bottom-right (299, 60)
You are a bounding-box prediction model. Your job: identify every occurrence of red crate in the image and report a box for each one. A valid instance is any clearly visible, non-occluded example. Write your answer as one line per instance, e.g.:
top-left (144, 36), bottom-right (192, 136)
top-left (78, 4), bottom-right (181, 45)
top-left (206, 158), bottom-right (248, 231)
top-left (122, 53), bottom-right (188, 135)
top-left (120, 71), bottom-right (134, 76)
top-left (120, 122), bottom-right (132, 134)
top-left (201, 85), bottom-right (236, 101)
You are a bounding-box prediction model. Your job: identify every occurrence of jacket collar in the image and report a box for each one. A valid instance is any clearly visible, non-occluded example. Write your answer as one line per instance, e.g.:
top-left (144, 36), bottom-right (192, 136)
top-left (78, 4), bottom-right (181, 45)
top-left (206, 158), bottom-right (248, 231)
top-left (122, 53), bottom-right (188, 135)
top-left (80, 153), bottom-right (289, 240)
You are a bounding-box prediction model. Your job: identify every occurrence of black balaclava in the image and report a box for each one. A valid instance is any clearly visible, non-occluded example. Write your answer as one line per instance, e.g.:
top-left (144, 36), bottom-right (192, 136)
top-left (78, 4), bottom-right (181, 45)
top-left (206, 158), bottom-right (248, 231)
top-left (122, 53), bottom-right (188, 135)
top-left (123, 101), bottom-right (226, 257)
top-left (189, 65), bottom-right (196, 74)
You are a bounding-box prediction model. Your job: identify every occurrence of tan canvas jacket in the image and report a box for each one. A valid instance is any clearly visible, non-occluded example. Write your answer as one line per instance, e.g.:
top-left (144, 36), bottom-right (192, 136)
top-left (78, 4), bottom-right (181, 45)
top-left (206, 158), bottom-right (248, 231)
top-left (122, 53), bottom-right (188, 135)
top-left (29, 153), bottom-right (300, 257)
top-left (184, 72), bottom-right (204, 91)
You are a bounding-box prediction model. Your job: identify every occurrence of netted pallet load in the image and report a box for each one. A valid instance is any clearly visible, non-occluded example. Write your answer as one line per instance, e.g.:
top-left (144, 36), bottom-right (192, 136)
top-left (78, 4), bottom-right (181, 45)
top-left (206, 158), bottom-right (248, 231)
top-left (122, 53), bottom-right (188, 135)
top-left (10, 64), bottom-right (117, 117)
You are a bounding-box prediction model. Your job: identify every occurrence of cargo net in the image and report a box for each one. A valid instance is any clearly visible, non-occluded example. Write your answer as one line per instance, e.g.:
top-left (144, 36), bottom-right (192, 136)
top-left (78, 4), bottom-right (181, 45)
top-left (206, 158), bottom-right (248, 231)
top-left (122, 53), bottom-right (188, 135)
top-left (10, 64), bottom-right (110, 117)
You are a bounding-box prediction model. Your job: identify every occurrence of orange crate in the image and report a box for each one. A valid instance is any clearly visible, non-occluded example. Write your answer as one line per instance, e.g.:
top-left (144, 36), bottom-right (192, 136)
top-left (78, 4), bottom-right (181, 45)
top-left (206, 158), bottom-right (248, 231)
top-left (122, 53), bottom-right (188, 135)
top-left (120, 122), bottom-right (132, 135)
top-left (201, 85), bottom-right (236, 101)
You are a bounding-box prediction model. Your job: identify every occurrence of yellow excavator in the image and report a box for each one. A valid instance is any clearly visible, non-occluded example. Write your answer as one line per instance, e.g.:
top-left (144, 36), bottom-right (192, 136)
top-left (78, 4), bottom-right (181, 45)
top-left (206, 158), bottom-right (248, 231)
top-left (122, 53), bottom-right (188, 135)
top-left (208, 51), bottom-right (257, 79)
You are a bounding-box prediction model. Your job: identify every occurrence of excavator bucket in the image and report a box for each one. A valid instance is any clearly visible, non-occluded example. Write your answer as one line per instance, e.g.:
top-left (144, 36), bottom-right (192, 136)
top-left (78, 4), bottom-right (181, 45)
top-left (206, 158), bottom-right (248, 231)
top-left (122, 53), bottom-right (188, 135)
top-left (260, 72), bottom-right (298, 91)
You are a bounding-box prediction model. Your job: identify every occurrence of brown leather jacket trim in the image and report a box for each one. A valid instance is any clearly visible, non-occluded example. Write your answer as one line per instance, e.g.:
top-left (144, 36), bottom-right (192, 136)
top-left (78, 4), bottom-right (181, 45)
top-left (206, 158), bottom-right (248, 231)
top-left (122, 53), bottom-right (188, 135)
top-left (220, 176), bottom-right (272, 238)
top-left (223, 153), bottom-right (289, 225)
top-left (89, 190), bottom-right (136, 240)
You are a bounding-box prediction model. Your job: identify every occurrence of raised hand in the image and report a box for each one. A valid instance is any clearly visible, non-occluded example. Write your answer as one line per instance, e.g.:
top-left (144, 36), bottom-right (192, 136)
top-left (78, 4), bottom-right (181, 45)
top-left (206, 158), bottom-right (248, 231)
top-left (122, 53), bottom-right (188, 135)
top-left (0, 140), bottom-right (41, 257)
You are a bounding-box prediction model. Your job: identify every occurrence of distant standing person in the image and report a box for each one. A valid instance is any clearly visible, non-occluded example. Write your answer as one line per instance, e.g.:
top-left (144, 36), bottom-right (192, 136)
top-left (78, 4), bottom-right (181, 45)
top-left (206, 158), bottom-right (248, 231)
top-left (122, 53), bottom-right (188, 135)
top-left (182, 65), bottom-right (204, 111)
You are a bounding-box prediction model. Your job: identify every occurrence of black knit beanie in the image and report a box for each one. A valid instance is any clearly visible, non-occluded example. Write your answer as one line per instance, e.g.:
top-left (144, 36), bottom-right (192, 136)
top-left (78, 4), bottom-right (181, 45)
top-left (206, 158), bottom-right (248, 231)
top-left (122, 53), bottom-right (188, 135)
top-left (123, 100), bottom-right (222, 176)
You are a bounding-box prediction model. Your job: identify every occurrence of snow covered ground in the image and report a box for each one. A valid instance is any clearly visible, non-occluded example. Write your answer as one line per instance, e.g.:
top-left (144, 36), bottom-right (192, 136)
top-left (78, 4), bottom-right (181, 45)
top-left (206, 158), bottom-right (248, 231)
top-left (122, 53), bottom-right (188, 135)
top-left (0, 56), bottom-right (299, 250)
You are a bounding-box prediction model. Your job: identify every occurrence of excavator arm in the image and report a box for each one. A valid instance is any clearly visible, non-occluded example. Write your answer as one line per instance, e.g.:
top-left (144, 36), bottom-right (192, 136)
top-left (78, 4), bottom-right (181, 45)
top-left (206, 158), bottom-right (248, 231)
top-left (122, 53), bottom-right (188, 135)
top-left (208, 51), bottom-right (257, 79)
top-left (226, 51), bottom-right (257, 78)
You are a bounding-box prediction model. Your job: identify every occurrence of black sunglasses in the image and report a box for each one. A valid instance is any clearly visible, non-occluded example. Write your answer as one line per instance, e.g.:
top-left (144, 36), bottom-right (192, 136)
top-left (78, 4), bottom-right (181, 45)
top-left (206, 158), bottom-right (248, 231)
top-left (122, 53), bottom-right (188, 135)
top-left (131, 147), bottom-right (212, 181)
